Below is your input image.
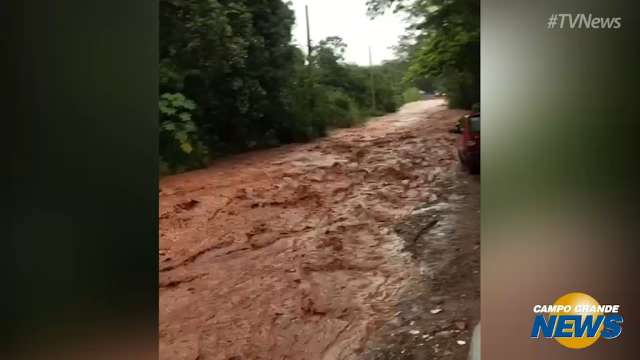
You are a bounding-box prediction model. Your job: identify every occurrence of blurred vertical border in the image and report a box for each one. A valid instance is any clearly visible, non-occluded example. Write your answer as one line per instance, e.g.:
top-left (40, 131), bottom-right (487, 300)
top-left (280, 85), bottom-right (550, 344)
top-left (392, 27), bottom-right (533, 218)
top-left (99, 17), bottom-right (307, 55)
top-left (2, 1), bottom-right (158, 358)
top-left (482, 0), bottom-right (640, 358)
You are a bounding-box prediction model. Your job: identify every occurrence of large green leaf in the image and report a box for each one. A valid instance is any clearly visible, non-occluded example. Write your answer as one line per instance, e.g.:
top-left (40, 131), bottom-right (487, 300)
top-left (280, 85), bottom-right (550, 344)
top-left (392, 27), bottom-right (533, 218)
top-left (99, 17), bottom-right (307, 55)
top-left (180, 142), bottom-right (193, 154)
top-left (179, 112), bottom-right (192, 122)
top-left (175, 131), bottom-right (188, 143)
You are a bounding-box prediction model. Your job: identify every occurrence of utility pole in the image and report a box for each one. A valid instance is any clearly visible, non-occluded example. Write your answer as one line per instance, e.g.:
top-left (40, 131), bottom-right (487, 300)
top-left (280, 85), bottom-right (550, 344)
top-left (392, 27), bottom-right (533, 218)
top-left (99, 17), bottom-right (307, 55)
top-left (369, 46), bottom-right (376, 112)
top-left (305, 5), bottom-right (312, 62)
top-left (305, 4), bottom-right (316, 126)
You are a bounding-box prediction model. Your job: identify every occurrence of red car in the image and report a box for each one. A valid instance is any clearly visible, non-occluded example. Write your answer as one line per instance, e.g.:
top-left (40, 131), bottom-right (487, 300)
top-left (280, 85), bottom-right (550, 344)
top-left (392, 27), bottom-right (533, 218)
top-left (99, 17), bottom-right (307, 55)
top-left (455, 112), bottom-right (480, 173)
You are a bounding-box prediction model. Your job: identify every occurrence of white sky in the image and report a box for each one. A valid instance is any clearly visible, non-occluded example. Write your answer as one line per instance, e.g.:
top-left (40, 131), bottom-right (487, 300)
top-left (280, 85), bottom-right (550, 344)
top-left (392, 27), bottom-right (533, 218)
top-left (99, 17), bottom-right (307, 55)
top-left (289, 0), bottom-right (407, 66)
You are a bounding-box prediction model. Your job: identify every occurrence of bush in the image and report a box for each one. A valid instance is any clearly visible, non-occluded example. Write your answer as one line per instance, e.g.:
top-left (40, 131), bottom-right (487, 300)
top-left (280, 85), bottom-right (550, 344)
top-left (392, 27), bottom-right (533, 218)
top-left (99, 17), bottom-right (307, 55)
top-left (286, 75), bottom-right (328, 142)
top-left (375, 85), bottom-right (399, 114)
top-left (160, 1), bottom-right (410, 174)
top-left (434, 70), bottom-right (477, 109)
top-left (159, 93), bottom-right (208, 174)
top-left (402, 87), bottom-right (423, 104)
top-left (324, 89), bottom-right (361, 128)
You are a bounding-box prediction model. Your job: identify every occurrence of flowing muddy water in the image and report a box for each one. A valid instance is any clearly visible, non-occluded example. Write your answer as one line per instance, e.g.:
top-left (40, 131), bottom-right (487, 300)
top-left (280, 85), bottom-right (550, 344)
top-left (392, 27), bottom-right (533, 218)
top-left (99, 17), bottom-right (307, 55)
top-left (159, 99), bottom-right (471, 360)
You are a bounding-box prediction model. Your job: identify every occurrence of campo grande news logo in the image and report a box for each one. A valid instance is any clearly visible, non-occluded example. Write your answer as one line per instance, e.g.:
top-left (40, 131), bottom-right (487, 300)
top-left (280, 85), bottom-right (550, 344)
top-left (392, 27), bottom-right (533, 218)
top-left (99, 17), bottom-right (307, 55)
top-left (530, 292), bottom-right (623, 349)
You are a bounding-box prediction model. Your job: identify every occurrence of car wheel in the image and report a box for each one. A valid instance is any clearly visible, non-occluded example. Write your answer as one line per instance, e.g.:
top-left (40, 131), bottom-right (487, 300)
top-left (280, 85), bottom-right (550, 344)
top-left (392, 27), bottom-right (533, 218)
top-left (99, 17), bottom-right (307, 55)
top-left (468, 162), bottom-right (480, 174)
top-left (458, 150), bottom-right (465, 165)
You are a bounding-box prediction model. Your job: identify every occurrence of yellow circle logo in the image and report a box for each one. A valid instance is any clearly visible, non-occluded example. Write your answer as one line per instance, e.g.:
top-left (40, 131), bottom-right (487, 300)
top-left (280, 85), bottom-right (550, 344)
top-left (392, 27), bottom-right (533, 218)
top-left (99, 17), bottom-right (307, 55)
top-left (551, 292), bottom-right (603, 349)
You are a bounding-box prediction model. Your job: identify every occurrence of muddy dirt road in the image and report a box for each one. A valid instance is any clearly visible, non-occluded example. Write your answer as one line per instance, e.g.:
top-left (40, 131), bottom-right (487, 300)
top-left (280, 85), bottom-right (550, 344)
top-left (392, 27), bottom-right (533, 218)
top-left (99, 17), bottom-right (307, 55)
top-left (159, 99), bottom-right (479, 360)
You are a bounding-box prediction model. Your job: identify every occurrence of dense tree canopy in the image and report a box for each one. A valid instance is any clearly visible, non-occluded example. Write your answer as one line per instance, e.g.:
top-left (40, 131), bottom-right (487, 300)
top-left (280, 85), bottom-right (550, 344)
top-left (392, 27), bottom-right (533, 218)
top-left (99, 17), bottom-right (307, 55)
top-left (367, 0), bottom-right (480, 108)
top-left (159, 0), bottom-right (451, 174)
top-left (160, 0), bottom-right (297, 148)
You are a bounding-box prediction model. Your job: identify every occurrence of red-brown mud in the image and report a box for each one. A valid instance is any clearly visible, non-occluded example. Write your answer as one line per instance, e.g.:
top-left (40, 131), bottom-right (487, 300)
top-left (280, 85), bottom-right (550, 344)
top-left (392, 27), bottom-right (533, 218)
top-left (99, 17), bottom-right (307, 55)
top-left (159, 100), bottom-right (475, 360)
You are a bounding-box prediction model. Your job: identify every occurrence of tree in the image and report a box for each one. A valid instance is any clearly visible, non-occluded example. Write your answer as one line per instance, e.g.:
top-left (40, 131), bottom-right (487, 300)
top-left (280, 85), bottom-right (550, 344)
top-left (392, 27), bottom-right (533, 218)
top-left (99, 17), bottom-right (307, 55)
top-left (160, 0), bottom-right (298, 151)
top-left (159, 2), bottom-right (412, 173)
top-left (367, 0), bottom-right (479, 108)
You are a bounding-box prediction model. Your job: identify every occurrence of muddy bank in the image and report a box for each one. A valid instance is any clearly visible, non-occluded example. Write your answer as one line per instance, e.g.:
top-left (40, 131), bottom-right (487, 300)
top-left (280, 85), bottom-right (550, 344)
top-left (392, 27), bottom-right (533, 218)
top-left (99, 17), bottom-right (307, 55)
top-left (363, 171), bottom-right (480, 360)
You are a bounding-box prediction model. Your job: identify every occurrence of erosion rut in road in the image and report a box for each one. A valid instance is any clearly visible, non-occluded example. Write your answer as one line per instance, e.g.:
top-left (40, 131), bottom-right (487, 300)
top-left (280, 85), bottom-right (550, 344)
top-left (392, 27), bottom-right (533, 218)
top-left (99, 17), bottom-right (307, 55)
top-left (159, 100), bottom-right (470, 360)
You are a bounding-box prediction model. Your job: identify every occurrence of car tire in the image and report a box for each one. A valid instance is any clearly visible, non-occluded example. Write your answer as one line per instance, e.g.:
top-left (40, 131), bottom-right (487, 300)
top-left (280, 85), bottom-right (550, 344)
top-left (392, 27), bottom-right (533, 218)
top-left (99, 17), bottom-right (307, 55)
top-left (468, 162), bottom-right (480, 174)
top-left (457, 150), bottom-right (465, 165)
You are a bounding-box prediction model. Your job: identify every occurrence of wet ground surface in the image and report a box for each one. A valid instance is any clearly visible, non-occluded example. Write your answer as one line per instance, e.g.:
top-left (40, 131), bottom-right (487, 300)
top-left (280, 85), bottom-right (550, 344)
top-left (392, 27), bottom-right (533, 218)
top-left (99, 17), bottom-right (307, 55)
top-left (363, 171), bottom-right (479, 360)
top-left (159, 100), bottom-right (479, 360)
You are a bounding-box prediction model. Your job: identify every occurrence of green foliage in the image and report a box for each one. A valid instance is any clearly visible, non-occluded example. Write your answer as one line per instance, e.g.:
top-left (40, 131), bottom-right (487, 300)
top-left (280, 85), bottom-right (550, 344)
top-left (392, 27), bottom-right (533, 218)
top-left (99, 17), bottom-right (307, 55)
top-left (159, 93), bottom-right (208, 173)
top-left (433, 70), bottom-right (474, 108)
top-left (281, 35), bottom-right (404, 139)
top-left (310, 38), bottom-right (404, 119)
top-left (324, 89), bottom-right (362, 128)
top-left (160, 0), bottom-right (298, 151)
top-left (160, 2), bottom-right (411, 173)
top-left (402, 87), bottom-right (423, 104)
top-left (368, 0), bottom-right (480, 109)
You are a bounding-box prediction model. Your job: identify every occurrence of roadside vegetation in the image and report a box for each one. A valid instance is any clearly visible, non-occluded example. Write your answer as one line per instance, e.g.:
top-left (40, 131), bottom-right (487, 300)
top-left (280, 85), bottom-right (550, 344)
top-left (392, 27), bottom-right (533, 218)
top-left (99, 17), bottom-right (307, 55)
top-left (368, 0), bottom-right (480, 109)
top-left (160, 0), bottom-right (477, 174)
